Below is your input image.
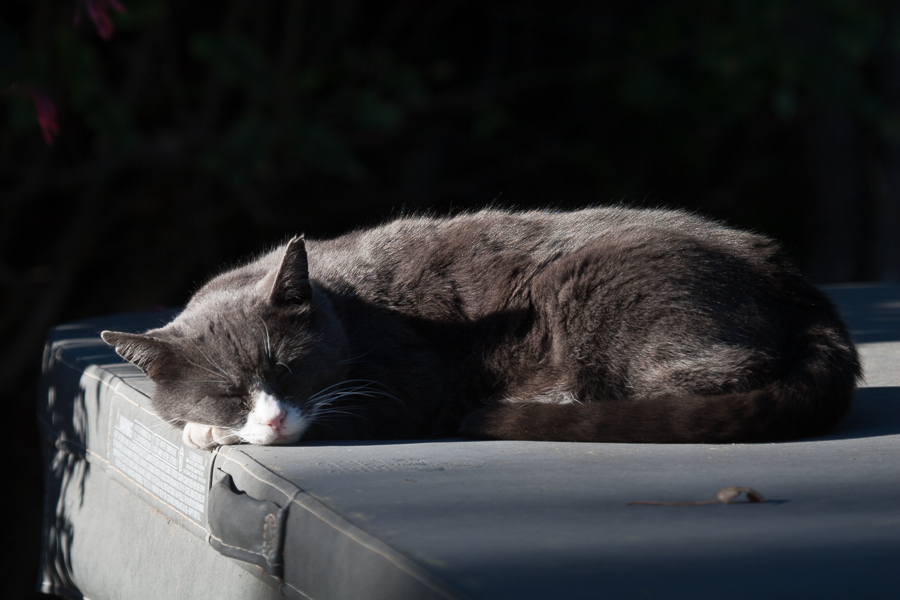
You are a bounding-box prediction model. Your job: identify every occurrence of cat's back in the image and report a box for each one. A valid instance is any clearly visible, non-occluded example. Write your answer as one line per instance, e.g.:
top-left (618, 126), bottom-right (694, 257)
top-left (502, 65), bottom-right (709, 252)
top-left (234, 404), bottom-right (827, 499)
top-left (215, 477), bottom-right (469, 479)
top-left (343, 205), bottom-right (735, 253)
top-left (308, 206), bottom-right (775, 292)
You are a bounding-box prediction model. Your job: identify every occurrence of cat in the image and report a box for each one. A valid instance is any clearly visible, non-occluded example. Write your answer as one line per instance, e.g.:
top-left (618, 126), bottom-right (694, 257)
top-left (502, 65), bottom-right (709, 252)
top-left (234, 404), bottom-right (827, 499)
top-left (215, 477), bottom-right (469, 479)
top-left (102, 207), bottom-right (861, 450)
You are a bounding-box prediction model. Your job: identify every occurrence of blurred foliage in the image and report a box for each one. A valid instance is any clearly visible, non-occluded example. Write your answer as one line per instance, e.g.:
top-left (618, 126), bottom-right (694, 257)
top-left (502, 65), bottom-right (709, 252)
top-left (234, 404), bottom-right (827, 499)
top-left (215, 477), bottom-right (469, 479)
top-left (2, 0), bottom-right (899, 304)
top-left (2, 2), bottom-right (897, 220)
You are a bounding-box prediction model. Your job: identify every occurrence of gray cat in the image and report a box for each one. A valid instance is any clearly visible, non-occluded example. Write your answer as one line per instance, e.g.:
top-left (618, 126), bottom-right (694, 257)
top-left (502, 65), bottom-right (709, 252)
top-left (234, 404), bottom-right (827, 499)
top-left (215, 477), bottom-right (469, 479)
top-left (102, 207), bottom-right (860, 449)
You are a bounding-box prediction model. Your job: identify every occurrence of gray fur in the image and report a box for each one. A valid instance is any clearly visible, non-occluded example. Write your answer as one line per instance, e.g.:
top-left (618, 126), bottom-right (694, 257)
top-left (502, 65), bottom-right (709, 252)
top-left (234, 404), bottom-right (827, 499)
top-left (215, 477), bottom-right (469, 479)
top-left (102, 207), bottom-right (861, 445)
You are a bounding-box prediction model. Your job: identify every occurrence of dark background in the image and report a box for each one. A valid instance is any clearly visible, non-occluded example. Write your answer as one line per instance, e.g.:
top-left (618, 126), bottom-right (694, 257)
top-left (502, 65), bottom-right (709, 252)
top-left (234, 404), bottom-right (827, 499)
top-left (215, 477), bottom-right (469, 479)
top-left (3, 1), bottom-right (900, 597)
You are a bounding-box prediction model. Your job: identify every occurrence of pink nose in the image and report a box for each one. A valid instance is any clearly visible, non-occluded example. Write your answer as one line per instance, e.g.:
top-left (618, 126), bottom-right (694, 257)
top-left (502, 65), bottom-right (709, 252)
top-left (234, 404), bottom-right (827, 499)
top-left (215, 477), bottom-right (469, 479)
top-left (266, 412), bottom-right (286, 432)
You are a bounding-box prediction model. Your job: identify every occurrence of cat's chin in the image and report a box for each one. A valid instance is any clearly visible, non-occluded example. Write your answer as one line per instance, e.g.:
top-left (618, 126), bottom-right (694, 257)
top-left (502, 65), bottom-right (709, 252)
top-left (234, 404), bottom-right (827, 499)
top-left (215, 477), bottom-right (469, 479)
top-left (236, 424), bottom-right (305, 446)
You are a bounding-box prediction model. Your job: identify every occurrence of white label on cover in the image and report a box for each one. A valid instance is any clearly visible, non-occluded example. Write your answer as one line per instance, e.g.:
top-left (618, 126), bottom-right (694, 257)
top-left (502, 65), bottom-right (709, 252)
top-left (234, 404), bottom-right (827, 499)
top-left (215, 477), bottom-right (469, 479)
top-left (111, 411), bottom-right (207, 522)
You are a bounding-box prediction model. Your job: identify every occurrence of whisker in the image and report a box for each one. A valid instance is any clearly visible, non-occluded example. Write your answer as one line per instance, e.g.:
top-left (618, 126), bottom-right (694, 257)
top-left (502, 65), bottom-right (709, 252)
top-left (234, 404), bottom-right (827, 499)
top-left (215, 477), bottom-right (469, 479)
top-left (312, 405), bottom-right (374, 422)
top-left (308, 379), bottom-right (394, 401)
top-left (303, 379), bottom-right (385, 404)
top-left (258, 316), bottom-right (272, 360)
top-left (143, 418), bottom-right (183, 432)
top-left (195, 342), bottom-right (231, 379)
top-left (186, 340), bottom-right (231, 380)
top-left (312, 410), bottom-right (363, 420)
top-left (338, 349), bottom-right (376, 365)
top-left (181, 355), bottom-right (227, 380)
top-left (153, 379), bottom-right (230, 384)
top-left (311, 401), bottom-right (372, 414)
top-left (312, 384), bottom-right (406, 408)
top-left (315, 390), bottom-right (401, 406)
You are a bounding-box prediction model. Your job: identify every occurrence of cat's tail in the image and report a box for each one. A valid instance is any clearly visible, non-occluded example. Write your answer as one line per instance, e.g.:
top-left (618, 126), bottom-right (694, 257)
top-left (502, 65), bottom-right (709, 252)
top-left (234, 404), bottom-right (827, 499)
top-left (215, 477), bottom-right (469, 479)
top-left (459, 326), bottom-right (862, 444)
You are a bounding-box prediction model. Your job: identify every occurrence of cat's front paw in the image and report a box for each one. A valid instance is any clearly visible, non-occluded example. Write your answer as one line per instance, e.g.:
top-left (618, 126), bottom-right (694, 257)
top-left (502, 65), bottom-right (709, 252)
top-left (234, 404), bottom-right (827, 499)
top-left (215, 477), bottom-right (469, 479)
top-left (182, 422), bottom-right (240, 449)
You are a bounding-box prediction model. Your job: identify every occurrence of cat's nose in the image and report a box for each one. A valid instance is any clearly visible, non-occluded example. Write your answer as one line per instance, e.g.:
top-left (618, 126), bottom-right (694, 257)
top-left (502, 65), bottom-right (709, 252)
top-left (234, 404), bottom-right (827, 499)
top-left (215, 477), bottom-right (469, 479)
top-left (266, 412), bottom-right (286, 432)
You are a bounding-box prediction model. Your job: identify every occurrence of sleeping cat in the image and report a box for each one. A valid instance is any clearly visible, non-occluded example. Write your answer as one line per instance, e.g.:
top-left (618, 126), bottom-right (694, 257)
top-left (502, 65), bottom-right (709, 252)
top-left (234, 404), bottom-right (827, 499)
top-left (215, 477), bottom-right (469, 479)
top-left (102, 207), bottom-right (861, 449)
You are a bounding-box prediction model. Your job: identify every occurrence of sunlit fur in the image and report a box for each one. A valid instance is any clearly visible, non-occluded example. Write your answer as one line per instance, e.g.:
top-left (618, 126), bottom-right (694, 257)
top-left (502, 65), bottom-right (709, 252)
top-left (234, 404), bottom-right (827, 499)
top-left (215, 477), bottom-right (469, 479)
top-left (102, 207), bottom-right (861, 447)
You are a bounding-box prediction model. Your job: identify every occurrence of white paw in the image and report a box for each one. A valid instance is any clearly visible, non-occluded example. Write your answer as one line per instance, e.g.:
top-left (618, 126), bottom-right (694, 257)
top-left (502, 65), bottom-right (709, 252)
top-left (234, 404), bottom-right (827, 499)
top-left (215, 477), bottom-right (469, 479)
top-left (182, 422), bottom-right (239, 449)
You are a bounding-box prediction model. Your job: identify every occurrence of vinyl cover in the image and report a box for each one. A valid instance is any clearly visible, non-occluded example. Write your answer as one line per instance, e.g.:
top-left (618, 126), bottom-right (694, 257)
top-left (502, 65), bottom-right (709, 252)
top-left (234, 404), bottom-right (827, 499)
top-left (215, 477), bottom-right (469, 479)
top-left (37, 287), bottom-right (900, 600)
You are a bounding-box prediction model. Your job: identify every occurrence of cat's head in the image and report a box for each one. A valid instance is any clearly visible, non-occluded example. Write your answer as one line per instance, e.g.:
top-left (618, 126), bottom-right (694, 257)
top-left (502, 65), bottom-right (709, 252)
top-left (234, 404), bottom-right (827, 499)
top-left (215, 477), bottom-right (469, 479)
top-left (102, 237), bottom-right (349, 448)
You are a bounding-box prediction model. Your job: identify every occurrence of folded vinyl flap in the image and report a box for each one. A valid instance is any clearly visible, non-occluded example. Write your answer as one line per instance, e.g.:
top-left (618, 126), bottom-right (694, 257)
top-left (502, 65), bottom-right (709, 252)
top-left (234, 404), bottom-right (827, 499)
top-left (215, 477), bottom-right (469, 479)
top-left (208, 470), bottom-right (288, 577)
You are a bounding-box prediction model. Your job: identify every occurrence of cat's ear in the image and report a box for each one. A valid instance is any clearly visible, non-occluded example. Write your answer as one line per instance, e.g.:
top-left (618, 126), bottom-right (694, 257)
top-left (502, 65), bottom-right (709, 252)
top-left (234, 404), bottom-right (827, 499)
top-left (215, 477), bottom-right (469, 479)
top-left (101, 331), bottom-right (179, 380)
top-left (270, 236), bottom-right (312, 306)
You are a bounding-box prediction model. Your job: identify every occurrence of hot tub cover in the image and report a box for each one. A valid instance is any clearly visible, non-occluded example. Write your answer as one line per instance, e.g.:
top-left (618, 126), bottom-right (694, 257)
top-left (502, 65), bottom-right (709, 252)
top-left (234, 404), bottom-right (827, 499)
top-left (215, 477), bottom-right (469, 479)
top-left (37, 286), bottom-right (900, 600)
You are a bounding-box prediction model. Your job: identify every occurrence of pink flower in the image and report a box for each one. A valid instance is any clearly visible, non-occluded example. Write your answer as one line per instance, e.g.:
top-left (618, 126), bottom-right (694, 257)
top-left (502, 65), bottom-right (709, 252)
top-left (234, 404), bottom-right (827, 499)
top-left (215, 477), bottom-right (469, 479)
top-left (28, 88), bottom-right (60, 145)
top-left (4, 84), bottom-right (60, 145)
top-left (75, 0), bottom-right (127, 40)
